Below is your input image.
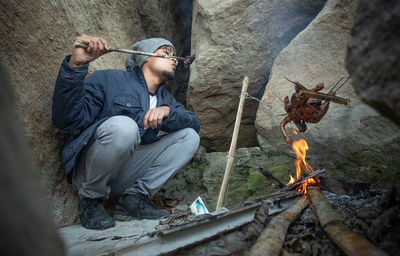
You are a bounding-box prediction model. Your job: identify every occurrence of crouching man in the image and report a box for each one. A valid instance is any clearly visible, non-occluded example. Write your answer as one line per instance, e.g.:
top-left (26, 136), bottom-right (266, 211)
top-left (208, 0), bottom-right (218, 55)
top-left (52, 35), bottom-right (200, 230)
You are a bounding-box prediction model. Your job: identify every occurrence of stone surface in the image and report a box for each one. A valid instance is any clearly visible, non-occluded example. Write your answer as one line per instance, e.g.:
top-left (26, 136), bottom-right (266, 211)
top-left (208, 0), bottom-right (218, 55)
top-left (346, 0), bottom-right (400, 126)
top-left (255, 0), bottom-right (400, 170)
top-left (58, 220), bottom-right (159, 256)
top-left (0, 0), bottom-right (190, 226)
top-left (157, 146), bottom-right (294, 211)
top-left (0, 65), bottom-right (64, 255)
top-left (187, 0), bottom-right (326, 151)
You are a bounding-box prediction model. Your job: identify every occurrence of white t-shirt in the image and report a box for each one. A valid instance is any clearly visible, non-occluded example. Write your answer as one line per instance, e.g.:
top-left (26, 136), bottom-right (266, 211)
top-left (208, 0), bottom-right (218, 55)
top-left (149, 94), bottom-right (157, 109)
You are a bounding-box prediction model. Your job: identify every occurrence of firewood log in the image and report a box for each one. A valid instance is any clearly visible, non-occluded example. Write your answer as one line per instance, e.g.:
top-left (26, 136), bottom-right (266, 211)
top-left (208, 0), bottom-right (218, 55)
top-left (308, 188), bottom-right (388, 256)
top-left (248, 196), bottom-right (309, 256)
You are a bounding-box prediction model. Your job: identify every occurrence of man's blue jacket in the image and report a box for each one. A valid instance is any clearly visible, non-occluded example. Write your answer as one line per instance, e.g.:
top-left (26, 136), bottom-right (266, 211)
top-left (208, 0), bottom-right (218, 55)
top-left (52, 56), bottom-right (200, 176)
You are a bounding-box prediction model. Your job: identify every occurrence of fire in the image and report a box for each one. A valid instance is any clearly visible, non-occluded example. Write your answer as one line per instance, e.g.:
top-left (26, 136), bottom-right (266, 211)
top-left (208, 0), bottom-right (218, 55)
top-left (292, 139), bottom-right (314, 179)
top-left (298, 177), bottom-right (317, 193)
top-left (287, 173), bottom-right (296, 185)
top-left (289, 138), bottom-right (316, 194)
top-left (292, 128), bottom-right (298, 135)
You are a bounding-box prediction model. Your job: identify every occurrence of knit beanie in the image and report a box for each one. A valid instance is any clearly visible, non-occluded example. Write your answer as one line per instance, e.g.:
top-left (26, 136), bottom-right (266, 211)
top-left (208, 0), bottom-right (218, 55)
top-left (125, 38), bottom-right (176, 70)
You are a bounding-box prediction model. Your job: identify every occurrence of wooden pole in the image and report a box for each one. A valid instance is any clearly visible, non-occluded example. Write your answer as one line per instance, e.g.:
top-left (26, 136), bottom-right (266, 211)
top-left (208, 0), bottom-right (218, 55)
top-left (216, 76), bottom-right (249, 210)
top-left (308, 188), bottom-right (388, 256)
top-left (248, 196), bottom-right (309, 256)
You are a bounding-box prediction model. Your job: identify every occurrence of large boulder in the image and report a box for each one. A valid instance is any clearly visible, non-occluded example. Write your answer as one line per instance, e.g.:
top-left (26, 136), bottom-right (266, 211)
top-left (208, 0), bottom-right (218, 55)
top-left (0, 65), bottom-right (64, 255)
top-left (346, 0), bottom-right (400, 126)
top-left (255, 0), bottom-right (400, 169)
top-left (187, 0), bottom-right (326, 151)
top-left (0, 0), bottom-right (190, 226)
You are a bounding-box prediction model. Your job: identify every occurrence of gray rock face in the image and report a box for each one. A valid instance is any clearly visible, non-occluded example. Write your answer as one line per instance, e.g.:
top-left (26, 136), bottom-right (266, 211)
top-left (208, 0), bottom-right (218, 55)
top-left (0, 0), bottom-right (189, 226)
top-left (187, 0), bottom-right (326, 151)
top-left (0, 65), bottom-right (64, 255)
top-left (255, 0), bottom-right (400, 167)
top-left (346, 0), bottom-right (400, 126)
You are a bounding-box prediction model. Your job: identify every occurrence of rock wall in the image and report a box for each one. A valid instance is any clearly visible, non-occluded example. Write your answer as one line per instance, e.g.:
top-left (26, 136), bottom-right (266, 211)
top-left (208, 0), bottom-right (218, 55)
top-left (187, 0), bottom-right (326, 151)
top-left (346, 0), bottom-right (400, 126)
top-left (0, 65), bottom-right (64, 256)
top-left (255, 0), bottom-right (400, 173)
top-left (0, 0), bottom-right (190, 226)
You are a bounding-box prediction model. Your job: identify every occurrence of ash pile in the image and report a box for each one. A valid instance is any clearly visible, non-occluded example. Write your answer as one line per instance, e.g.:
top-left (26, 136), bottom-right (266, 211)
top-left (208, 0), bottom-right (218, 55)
top-left (281, 187), bottom-right (399, 256)
top-left (171, 181), bottom-right (399, 256)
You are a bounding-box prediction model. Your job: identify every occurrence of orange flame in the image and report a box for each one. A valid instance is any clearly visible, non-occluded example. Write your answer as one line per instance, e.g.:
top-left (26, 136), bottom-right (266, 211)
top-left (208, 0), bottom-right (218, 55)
top-left (292, 128), bottom-right (298, 135)
top-left (299, 178), bottom-right (317, 194)
top-left (286, 173), bottom-right (296, 185)
top-left (289, 139), bottom-right (316, 194)
top-left (292, 139), bottom-right (314, 179)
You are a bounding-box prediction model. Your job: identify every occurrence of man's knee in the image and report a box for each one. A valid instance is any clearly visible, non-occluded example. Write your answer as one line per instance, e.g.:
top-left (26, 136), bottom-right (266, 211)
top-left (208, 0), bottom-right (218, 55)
top-left (95, 116), bottom-right (140, 151)
top-left (180, 128), bottom-right (200, 154)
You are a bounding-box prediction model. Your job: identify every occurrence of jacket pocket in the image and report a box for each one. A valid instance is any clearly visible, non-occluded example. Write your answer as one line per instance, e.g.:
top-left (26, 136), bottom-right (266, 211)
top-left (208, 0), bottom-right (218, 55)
top-left (113, 95), bottom-right (141, 116)
top-left (113, 95), bottom-right (140, 108)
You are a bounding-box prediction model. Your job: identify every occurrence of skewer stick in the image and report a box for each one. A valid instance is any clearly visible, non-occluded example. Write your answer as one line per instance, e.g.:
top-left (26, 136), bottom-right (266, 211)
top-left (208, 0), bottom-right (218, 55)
top-left (216, 76), bottom-right (249, 210)
top-left (297, 90), bottom-right (350, 107)
top-left (283, 77), bottom-right (350, 107)
top-left (73, 42), bottom-right (188, 61)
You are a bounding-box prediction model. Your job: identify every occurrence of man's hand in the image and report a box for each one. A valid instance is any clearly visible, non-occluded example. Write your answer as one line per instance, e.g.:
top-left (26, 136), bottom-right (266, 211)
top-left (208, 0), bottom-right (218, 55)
top-left (69, 34), bottom-right (109, 67)
top-left (143, 106), bottom-right (171, 130)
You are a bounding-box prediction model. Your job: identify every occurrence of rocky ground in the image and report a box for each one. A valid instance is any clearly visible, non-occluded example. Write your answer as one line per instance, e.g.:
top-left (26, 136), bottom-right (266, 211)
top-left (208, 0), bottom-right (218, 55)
top-left (154, 145), bottom-right (400, 216)
top-left (58, 219), bottom-right (160, 256)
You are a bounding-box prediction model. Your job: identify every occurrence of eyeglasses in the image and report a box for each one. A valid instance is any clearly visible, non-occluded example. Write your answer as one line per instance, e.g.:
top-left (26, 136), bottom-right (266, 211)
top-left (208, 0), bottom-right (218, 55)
top-left (161, 45), bottom-right (176, 57)
top-left (161, 46), bottom-right (178, 65)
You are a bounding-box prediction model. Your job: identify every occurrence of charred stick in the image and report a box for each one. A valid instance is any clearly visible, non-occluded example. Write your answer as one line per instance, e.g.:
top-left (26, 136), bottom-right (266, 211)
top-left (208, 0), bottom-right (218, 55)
top-left (282, 168), bottom-right (325, 192)
top-left (242, 200), bottom-right (270, 241)
top-left (297, 90), bottom-right (350, 107)
top-left (245, 190), bottom-right (302, 205)
top-left (248, 196), bottom-right (309, 256)
top-left (308, 188), bottom-right (388, 256)
top-left (257, 167), bottom-right (285, 188)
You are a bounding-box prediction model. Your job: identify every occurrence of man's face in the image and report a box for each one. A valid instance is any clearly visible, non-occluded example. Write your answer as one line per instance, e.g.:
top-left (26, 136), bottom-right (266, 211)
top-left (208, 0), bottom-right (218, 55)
top-left (144, 45), bottom-right (176, 80)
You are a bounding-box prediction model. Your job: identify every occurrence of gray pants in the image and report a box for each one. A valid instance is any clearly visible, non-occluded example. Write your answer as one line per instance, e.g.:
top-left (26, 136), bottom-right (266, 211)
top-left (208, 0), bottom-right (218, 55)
top-left (72, 115), bottom-right (200, 199)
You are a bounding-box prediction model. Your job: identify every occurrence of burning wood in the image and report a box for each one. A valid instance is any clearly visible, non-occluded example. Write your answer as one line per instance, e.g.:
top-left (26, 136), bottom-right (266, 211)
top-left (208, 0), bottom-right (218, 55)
top-left (282, 168), bottom-right (325, 192)
top-left (248, 196), bottom-right (309, 256)
top-left (280, 77), bottom-right (350, 144)
top-left (278, 136), bottom-right (325, 194)
top-left (308, 188), bottom-right (388, 256)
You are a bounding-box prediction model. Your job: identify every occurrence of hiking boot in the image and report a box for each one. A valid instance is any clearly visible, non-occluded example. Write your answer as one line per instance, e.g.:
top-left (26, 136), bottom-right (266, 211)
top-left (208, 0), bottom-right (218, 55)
top-left (114, 193), bottom-right (170, 220)
top-left (79, 198), bottom-right (115, 230)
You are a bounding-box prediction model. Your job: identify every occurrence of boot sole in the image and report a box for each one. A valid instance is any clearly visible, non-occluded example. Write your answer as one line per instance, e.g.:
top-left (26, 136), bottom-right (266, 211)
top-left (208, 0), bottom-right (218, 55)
top-left (114, 211), bottom-right (169, 221)
top-left (113, 213), bottom-right (140, 221)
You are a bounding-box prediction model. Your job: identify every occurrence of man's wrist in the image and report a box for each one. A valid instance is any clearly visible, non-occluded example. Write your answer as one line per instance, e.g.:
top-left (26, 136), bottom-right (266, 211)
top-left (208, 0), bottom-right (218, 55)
top-left (160, 105), bottom-right (171, 116)
top-left (68, 56), bottom-right (88, 67)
